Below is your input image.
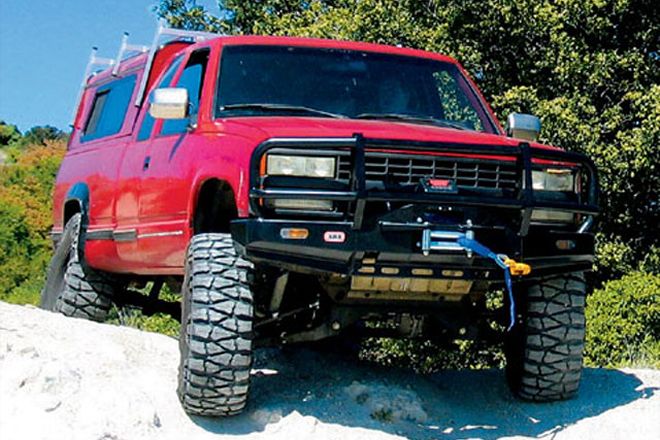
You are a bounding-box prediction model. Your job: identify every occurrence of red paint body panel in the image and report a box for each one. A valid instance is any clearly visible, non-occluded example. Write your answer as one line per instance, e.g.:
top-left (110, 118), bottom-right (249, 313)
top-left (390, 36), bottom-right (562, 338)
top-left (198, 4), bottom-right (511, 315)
top-left (54, 35), bottom-right (565, 276)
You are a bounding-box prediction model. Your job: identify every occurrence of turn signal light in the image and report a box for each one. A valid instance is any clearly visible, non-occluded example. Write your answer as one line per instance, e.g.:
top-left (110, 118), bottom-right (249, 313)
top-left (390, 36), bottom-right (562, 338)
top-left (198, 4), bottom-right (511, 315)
top-left (556, 239), bottom-right (576, 250)
top-left (280, 228), bottom-right (309, 240)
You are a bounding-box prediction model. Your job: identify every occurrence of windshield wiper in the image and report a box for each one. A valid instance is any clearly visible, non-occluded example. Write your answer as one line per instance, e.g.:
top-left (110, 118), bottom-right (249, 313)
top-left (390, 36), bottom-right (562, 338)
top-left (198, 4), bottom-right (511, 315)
top-left (220, 103), bottom-right (346, 119)
top-left (354, 113), bottom-right (467, 130)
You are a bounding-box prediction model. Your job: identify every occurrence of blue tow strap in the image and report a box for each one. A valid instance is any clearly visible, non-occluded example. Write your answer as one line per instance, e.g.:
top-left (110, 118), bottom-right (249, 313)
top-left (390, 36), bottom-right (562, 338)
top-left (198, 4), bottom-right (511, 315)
top-left (457, 237), bottom-right (516, 331)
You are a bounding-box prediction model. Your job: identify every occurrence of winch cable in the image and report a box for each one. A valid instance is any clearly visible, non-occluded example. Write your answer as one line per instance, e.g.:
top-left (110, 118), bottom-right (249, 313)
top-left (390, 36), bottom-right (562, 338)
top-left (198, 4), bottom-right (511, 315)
top-left (456, 236), bottom-right (530, 331)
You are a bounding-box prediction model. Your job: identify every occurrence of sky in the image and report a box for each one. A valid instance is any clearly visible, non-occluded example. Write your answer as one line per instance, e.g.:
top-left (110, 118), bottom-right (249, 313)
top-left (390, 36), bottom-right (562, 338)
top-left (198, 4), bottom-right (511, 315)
top-left (0, 0), bottom-right (219, 133)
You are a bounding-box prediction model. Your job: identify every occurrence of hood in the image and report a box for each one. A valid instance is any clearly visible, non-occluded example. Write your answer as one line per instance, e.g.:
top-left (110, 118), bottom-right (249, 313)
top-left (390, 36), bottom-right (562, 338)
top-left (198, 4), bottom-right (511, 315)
top-left (209, 116), bottom-right (558, 152)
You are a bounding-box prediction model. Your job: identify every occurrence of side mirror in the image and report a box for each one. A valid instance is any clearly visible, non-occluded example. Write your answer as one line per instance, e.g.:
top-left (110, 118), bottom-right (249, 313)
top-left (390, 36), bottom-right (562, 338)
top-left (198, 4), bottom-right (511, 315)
top-left (506, 113), bottom-right (541, 141)
top-left (149, 88), bottom-right (189, 119)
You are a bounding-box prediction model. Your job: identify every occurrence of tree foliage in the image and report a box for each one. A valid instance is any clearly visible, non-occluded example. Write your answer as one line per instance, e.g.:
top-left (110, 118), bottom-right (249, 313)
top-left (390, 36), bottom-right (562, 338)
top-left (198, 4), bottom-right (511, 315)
top-left (155, 0), bottom-right (225, 32)
top-left (20, 125), bottom-right (66, 147)
top-left (585, 271), bottom-right (660, 368)
top-left (0, 121), bottom-right (21, 147)
top-left (0, 122), bottom-right (66, 150)
top-left (0, 138), bottom-right (66, 303)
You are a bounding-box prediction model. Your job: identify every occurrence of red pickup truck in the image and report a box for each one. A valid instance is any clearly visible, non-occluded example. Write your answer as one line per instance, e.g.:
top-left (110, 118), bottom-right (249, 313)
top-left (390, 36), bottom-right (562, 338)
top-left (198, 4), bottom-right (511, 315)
top-left (42, 30), bottom-right (599, 416)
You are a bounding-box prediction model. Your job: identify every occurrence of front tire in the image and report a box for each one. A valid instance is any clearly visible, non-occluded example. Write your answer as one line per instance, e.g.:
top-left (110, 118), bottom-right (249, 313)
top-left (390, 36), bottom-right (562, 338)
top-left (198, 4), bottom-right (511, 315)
top-left (505, 273), bottom-right (586, 401)
top-left (40, 213), bottom-right (117, 321)
top-left (177, 233), bottom-right (254, 417)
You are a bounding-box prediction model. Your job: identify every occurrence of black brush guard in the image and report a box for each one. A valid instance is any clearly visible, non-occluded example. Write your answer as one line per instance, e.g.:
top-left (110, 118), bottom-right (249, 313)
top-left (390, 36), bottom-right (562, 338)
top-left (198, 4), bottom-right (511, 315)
top-left (231, 135), bottom-right (599, 280)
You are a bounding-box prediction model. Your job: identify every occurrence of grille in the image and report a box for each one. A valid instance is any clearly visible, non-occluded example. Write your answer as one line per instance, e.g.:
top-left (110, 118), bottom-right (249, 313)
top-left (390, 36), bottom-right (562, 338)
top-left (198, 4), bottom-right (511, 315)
top-left (338, 152), bottom-right (520, 191)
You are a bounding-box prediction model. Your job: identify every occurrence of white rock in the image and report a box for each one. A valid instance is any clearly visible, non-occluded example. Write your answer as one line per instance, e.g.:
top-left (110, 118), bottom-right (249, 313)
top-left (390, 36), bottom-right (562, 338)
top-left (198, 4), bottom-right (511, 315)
top-left (0, 301), bottom-right (659, 440)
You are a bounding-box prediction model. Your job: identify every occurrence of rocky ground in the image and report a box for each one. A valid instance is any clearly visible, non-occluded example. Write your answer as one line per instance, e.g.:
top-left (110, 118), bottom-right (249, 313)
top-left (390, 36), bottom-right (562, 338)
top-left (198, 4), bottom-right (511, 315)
top-left (1, 301), bottom-right (658, 440)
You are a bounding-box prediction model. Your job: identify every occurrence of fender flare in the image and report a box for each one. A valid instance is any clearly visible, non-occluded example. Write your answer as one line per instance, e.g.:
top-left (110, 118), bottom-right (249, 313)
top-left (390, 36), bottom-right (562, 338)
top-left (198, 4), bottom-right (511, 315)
top-left (63, 182), bottom-right (90, 225)
top-left (189, 172), bottom-right (244, 220)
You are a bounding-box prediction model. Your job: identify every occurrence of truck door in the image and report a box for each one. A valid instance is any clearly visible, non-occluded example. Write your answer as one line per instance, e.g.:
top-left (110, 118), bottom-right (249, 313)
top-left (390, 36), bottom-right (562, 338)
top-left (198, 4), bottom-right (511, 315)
top-left (114, 55), bottom-right (185, 267)
top-left (137, 48), bottom-right (211, 268)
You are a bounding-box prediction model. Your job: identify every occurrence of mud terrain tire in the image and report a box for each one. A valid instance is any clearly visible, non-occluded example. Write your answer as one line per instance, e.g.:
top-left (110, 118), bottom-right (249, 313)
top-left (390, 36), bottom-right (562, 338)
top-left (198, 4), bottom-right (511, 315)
top-left (178, 233), bottom-right (254, 417)
top-left (40, 213), bottom-right (117, 322)
top-left (505, 273), bottom-right (586, 401)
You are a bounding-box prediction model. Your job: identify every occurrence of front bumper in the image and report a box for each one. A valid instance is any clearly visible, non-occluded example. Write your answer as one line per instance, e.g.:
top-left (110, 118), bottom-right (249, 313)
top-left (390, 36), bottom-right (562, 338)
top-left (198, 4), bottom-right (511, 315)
top-left (232, 135), bottom-right (599, 282)
top-left (231, 219), bottom-right (595, 280)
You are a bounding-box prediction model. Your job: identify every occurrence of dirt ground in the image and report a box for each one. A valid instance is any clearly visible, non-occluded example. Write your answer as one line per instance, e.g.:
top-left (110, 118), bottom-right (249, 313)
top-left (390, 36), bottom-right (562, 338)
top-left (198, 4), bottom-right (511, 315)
top-left (1, 301), bottom-right (658, 440)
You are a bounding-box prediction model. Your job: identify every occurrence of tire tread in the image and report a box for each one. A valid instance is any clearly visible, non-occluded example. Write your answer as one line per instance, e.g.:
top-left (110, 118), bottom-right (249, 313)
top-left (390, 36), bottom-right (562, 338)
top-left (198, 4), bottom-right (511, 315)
top-left (508, 273), bottom-right (586, 401)
top-left (178, 233), bottom-right (254, 417)
top-left (42, 213), bottom-right (116, 322)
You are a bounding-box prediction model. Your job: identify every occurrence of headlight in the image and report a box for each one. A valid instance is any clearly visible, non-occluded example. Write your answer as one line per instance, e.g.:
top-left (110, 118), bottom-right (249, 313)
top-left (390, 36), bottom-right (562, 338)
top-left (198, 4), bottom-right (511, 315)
top-left (532, 168), bottom-right (575, 192)
top-left (266, 155), bottom-right (336, 178)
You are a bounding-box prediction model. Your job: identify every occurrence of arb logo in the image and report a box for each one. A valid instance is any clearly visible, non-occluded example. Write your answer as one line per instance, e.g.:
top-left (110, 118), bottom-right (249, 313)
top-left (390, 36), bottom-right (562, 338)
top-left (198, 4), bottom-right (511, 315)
top-left (323, 231), bottom-right (346, 243)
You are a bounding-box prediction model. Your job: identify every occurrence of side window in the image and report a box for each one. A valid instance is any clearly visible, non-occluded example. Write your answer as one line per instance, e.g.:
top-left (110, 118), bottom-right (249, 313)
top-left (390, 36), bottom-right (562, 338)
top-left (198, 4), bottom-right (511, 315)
top-left (137, 55), bottom-right (184, 141)
top-left (161, 49), bottom-right (210, 136)
top-left (82, 75), bottom-right (136, 142)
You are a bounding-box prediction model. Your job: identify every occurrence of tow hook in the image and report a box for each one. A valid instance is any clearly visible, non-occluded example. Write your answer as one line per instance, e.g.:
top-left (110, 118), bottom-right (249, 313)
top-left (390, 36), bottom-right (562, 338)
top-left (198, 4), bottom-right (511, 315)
top-left (502, 257), bottom-right (532, 276)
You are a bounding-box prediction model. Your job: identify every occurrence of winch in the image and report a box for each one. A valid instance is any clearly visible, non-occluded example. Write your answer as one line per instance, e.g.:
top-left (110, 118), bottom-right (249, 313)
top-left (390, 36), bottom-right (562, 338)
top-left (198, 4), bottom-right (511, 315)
top-left (422, 227), bottom-right (531, 330)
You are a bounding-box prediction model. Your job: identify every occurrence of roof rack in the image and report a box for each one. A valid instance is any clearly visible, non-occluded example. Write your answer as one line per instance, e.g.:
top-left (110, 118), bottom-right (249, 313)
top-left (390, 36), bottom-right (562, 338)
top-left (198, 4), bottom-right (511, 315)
top-left (134, 20), bottom-right (219, 106)
top-left (73, 20), bottom-right (220, 123)
top-left (72, 47), bottom-right (115, 124)
top-left (113, 32), bottom-right (150, 76)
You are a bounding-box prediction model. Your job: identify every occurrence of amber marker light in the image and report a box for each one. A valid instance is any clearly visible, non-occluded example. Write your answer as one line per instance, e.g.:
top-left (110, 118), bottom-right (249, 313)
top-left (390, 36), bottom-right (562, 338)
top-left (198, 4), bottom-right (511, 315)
top-left (280, 228), bottom-right (309, 240)
top-left (556, 239), bottom-right (576, 251)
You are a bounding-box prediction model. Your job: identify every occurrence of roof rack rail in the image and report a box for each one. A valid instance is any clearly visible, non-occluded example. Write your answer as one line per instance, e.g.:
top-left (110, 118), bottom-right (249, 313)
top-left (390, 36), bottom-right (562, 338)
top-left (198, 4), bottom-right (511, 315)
top-left (113, 32), bottom-right (150, 76)
top-left (72, 20), bottom-right (220, 124)
top-left (71, 47), bottom-right (115, 124)
top-left (134, 19), bottom-right (219, 106)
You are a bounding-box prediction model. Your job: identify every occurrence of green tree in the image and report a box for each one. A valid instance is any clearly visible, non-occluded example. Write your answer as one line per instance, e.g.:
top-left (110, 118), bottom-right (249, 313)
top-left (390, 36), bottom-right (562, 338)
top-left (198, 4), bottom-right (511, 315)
top-left (20, 125), bottom-right (66, 147)
top-left (0, 121), bottom-right (21, 147)
top-left (0, 139), bottom-right (67, 303)
top-left (155, 0), bottom-right (225, 32)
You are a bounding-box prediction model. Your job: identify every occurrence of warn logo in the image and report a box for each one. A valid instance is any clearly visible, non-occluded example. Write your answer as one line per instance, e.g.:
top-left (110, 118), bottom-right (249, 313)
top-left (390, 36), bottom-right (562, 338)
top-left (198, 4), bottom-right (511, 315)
top-left (323, 231), bottom-right (346, 243)
top-left (422, 176), bottom-right (457, 193)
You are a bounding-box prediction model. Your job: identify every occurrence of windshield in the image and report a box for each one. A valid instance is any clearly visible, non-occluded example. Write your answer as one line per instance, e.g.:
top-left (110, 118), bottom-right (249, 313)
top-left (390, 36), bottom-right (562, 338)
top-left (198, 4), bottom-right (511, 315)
top-left (216, 45), bottom-right (497, 133)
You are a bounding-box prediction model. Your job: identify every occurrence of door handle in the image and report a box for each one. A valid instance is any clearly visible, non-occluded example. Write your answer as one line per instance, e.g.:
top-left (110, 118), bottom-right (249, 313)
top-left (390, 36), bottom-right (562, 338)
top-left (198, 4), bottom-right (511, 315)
top-left (143, 156), bottom-right (151, 171)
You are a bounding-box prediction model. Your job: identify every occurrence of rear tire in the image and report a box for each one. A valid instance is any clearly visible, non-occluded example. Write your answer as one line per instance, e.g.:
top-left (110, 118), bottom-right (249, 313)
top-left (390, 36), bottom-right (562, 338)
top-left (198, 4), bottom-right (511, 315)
top-left (505, 273), bottom-right (586, 401)
top-left (40, 213), bottom-right (117, 322)
top-left (177, 233), bottom-right (254, 417)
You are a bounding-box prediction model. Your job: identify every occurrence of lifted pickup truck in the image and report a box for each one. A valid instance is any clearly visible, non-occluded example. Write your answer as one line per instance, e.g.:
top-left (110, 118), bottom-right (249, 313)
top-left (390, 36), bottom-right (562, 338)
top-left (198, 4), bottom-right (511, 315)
top-left (42, 24), bottom-right (598, 416)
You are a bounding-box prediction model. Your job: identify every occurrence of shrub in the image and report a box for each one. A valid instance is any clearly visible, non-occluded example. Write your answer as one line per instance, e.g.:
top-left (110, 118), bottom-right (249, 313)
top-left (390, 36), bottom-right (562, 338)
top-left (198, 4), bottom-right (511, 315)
top-left (585, 271), bottom-right (660, 368)
top-left (0, 140), bottom-right (66, 304)
top-left (106, 284), bottom-right (181, 337)
top-left (359, 338), bottom-right (505, 373)
top-left (108, 308), bottom-right (180, 338)
top-left (359, 291), bottom-right (506, 372)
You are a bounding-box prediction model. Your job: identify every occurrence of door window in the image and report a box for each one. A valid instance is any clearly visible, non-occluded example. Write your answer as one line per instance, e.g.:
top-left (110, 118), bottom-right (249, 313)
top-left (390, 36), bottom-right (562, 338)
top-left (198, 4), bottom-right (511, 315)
top-left (137, 55), bottom-right (184, 141)
top-left (161, 49), bottom-right (210, 136)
